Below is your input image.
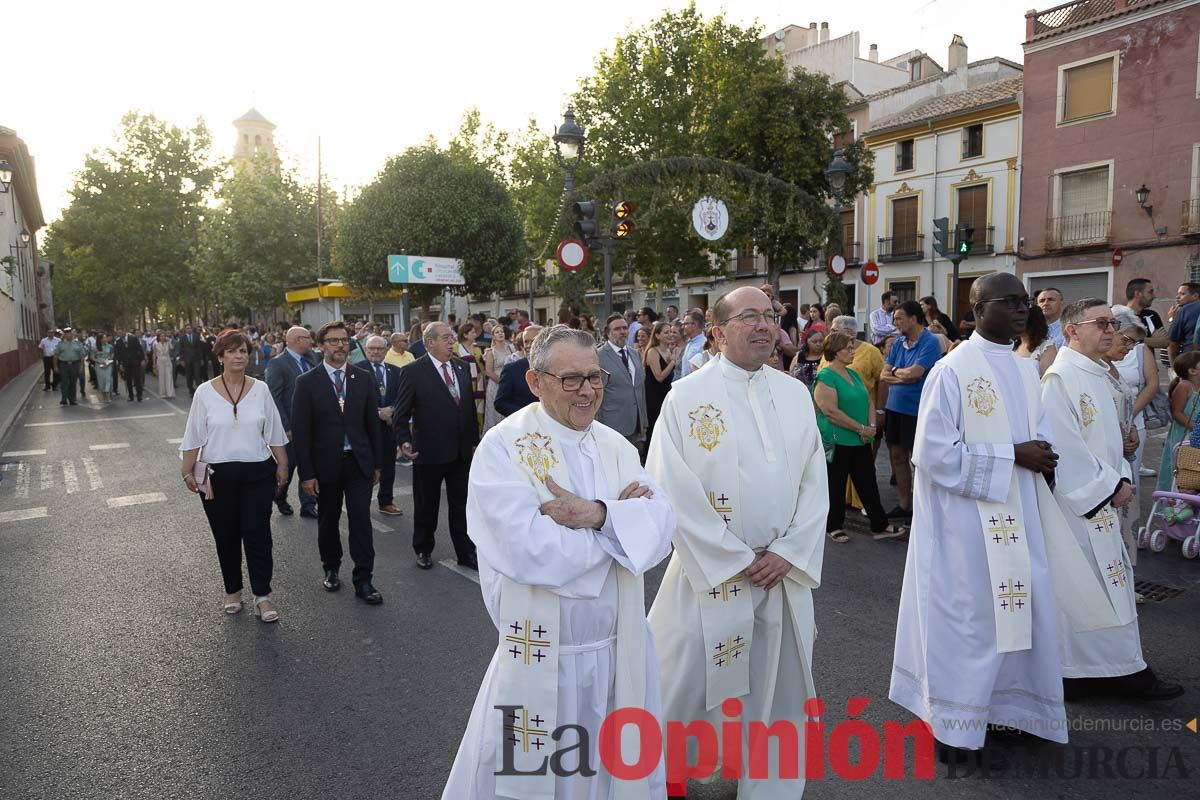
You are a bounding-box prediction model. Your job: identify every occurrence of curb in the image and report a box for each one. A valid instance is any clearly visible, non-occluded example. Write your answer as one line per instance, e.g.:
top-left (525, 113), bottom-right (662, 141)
top-left (0, 364), bottom-right (43, 449)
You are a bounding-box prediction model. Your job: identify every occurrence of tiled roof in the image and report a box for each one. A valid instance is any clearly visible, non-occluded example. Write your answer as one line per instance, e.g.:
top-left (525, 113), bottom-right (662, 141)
top-left (867, 76), bottom-right (1023, 134)
top-left (861, 57), bottom-right (1024, 102)
top-left (234, 108), bottom-right (275, 126)
top-left (1025, 0), bottom-right (1174, 43)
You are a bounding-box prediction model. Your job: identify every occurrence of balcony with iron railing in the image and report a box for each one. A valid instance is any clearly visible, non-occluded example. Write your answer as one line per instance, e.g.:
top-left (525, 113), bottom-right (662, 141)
top-left (1025, 0), bottom-right (1149, 42)
top-left (1183, 199), bottom-right (1200, 236)
top-left (1044, 211), bottom-right (1112, 250)
top-left (877, 234), bottom-right (924, 262)
top-left (837, 241), bottom-right (863, 266)
top-left (953, 225), bottom-right (995, 255)
top-left (502, 270), bottom-right (547, 298)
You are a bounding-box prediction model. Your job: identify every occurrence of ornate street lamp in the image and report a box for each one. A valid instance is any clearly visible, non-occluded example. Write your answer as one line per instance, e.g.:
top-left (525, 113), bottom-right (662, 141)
top-left (19, 228), bottom-right (30, 246)
top-left (0, 159), bottom-right (12, 194)
top-left (825, 148), bottom-right (852, 209)
top-left (1136, 184), bottom-right (1153, 218)
top-left (539, 108), bottom-right (588, 319)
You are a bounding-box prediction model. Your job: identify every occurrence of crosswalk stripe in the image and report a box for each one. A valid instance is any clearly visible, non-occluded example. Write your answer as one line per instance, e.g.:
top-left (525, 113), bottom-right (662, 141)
top-left (25, 412), bottom-right (175, 428)
top-left (88, 443), bottom-right (130, 451)
top-left (62, 460), bottom-right (80, 495)
top-left (371, 516), bottom-right (395, 533)
top-left (39, 463), bottom-right (54, 491)
top-left (0, 507), bottom-right (49, 524)
top-left (106, 492), bottom-right (168, 508)
top-left (166, 437), bottom-right (183, 444)
top-left (82, 457), bottom-right (104, 491)
top-left (15, 463), bottom-right (29, 499)
top-left (438, 560), bottom-right (480, 585)
top-left (2, 449), bottom-right (46, 457)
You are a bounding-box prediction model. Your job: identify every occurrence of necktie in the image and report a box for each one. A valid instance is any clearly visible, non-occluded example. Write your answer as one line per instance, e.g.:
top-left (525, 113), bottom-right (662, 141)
top-left (374, 364), bottom-right (385, 398)
top-left (619, 346), bottom-right (629, 372)
top-left (442, 362), bottom-right (460, 405)
top-left (297, 354), bottom-right (309, 373)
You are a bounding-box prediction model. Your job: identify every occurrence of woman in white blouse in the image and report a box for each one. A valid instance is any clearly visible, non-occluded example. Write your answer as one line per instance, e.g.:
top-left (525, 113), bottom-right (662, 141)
top-left (180, 330), bottom-right (289, 622)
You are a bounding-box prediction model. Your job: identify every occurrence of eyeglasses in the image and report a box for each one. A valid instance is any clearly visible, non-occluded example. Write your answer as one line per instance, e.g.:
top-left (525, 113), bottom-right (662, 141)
top-left (1119, 334), bottom-right (1140, 346)
top-left (719, 311), bottom-right (781, 327)
top-left (1074, 318), bottom-right (1118, 332)
top-left (322, 336), bottom-right (351, 345)
top-left (537, 369), bottom-right (610, 392)
top-left (978, 296), bottom-right (1032, 310)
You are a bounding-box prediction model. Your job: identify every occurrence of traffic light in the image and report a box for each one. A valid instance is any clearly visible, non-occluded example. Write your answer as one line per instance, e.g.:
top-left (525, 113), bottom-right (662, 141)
top-left (932, 217), bottom-right (950, 258)
top-left (572, 201), bottom-right (599, 242)
top-left (611, 200), bottom-right (636, 239)
top-left (955, 223), bottom-right (976, 259)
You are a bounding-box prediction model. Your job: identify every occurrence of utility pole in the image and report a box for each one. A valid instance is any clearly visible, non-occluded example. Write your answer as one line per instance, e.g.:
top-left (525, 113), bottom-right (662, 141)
top-left (528, 255), bottom-right (536, 321)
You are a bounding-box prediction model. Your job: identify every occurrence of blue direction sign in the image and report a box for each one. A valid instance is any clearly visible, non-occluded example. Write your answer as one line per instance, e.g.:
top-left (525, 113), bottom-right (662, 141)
top-left (387, 255), bottom-right (466, 285)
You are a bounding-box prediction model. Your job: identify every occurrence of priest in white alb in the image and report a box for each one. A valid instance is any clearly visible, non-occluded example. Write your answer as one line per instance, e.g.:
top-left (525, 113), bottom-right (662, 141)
top-left (647, 286), bottom-right (827, 799)
top-left (890, 273), bottom-right (1119, 768)
top-left (442, 325), bottom-right (676, 800)
top-left (1041, 298), bottom-right (1183, 702)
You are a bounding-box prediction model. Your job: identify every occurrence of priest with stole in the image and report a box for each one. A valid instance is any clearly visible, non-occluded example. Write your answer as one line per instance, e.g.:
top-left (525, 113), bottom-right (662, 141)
top-left (890, 273), bottom-right (1098, 767)
top-left (1041, 298), bottom-right (1183, 702)
top-left (442, 325), bottom-right (676, 800)
top-left (648, 286), bottom-right (827, 799)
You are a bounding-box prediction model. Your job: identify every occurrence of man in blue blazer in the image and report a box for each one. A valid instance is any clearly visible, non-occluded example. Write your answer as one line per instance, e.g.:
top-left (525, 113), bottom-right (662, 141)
top-left (364, 335), bottom-right (405, 515)
top-left (266, 326), bottom-right (320, 517)
top-left (492, 325), bottom-right (541, 416)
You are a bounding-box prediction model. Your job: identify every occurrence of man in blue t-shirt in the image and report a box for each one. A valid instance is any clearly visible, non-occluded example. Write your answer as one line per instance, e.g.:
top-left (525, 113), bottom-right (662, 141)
top-left (1169, 281), bottom-right (1200, 360)
top-left (880, 300), bottom-right (943, 520)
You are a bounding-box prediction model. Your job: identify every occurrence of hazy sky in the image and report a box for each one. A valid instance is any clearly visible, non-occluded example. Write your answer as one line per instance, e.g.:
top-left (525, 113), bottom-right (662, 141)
top-left (8, 0), bottom-right (1033, 224)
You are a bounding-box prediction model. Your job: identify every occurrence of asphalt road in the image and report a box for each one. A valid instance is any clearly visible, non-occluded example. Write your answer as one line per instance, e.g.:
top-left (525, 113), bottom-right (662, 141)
top-left (1, 378), bottom-right (1197, 800)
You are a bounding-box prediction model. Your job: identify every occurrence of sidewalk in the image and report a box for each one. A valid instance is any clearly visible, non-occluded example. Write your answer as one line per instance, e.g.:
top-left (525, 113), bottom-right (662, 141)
top-left (0, 364), bottom-right (42, 450)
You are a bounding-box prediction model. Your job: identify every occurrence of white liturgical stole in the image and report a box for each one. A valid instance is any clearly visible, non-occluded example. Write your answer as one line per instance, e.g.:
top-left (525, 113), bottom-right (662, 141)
top-left (1042, 354), bottom-right (1137, 627)
top-left (946, 343), bottom-right (1036, 651)
top-left (491, 404), bottom-right (650, 800)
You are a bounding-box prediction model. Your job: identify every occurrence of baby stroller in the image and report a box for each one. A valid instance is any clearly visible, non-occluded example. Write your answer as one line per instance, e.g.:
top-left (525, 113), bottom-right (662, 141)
top-left (1139, 422), bottom-right (1200, 559)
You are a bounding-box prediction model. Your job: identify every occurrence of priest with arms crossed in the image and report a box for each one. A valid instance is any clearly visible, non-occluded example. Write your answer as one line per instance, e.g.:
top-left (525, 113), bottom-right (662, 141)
top-left (648, 286), bottom-right (827, 799)
top-left (889, 273), bottom-right (1106, 769)
top-left (442, 325), bottom-right (676, 800)
top-left (1041, 298), bottom-right (1183, 702)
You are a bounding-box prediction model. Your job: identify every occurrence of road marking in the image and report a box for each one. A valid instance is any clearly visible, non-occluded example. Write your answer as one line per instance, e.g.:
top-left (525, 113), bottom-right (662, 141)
top-left (166, 437), bottom-right (182, 444)
top-left (15, 463), bottom-right (29, 498)
top-left (371, 516), bottom-right (395, 533)
top-left (106, 492), bottom-right (167, 508)
top-left (438, 559), bottom-right (481, 585)
top-left (0, 507), bottom-right (49, 524)
top-left (40, 464), bottom-right (54, 491)
top-left (82, 457), bottom-right (103, 491)
top-left (88, 443), bottom-right (130, 451)
top-left (25, 413), bottom-right (176, 427)
top-left (142, 388), bottom-right (188, 416)
top-left (62, 460), bottom-right (79, 494)
top-left (2, 449), bottom-right (46, 457)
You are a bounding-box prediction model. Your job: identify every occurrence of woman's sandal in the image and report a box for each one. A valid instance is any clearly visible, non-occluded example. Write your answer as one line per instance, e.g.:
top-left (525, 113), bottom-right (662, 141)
top-left (223, 595), bottom-right (242, 615)
top-left (827, 529), bottom-right (850, 543)
top-left (253, 596), bottom-right (279, 623)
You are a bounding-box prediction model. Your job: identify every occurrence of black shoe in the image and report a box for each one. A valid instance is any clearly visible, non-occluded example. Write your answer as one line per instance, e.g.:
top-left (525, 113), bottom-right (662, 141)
top-left (937, 743), bottom-right (1009, 772)
top-left (458, 555), bottom-right (478, 571)
top-left (299, 506), bottom-right (319, 519)
top-left (416, 553), bottom-right (434, 570)
top-left (275, 501), bottom-right (295, 516)
top-left (322, 569), bottom-right (341, 592)
top-left (355, 583), bottom-right (383, 604)
top-left (69, 401), bottom-right (77, 405)
top-left (59, 400), bottom-right (68, 406)
top-left (1139, 679), bottom-right (1185, 701)
top-left (886, 506), bottom-right (911, 520)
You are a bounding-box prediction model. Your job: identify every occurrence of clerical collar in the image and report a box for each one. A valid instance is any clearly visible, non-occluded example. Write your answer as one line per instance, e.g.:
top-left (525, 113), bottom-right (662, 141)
top-left (718, 354), bottom-right (765, 383)
top-left (1058, 343), bottom-right (1109, 375)
top-left (534, 403), bottom-right (594, 447)
top-left (972, 335), bottom-right (1016, 356)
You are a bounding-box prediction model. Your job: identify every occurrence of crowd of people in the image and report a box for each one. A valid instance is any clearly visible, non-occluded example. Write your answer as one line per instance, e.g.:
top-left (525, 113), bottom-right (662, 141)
top-left (71, 270), bottom-right (1187, 793)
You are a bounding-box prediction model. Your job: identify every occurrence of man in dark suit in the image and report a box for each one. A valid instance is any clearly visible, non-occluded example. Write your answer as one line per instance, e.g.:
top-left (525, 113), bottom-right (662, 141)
top-left (596, 313), bottom-right (647, 446)
top-left (178, 325), bottom-right (210, 395)
top-left (394, 321), bottom-right (480, 571)
top-left (292, 320), bottom-right (384, 604)
top-left (266, 325), bottom-right (319, 517)
top-left (114, 327), bottom-right (146, 402)
top-left (363, 335), bottom-right (404, 515)
top-left (492, 324), bottom-right (541, 416)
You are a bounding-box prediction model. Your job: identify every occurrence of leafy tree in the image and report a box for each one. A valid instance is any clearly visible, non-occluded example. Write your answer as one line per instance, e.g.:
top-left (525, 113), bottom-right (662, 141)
top-left (43, 112), bottom-right (215, 328)
top-left (334, 144), bottom-right (526, 318)
top-left (196, 151), bottom-right (329, 320)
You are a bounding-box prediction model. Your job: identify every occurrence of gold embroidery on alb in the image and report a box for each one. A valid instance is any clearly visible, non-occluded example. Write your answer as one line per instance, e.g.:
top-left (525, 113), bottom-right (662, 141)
top-left (1079, 392), bottom-right (1097, 428)
top-left (688, 404), bottom-right (727, 452)
top-left (965, 377), bottom-right (999, 417)
top-left (514, 432), bottom-right (559, 482)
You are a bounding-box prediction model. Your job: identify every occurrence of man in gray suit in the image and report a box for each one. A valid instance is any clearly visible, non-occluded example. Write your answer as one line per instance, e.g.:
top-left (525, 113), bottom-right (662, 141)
top-left (266, 325), bottom-right (320, 518)
top-left (596, 313), bottom-right (647, 448)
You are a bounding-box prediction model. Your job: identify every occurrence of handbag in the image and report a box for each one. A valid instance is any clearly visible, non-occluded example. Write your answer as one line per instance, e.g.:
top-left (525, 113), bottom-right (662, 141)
top-left (1143, 389), bottom-right (1171, 429)
top-left (192, 458), bottom-right (214, 500)
top-left (1174, 422), bottom-right (1200, 492)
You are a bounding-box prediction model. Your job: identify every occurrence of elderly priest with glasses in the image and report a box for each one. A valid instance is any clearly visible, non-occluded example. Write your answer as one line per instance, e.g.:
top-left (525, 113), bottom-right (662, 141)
top-left (648, 286), bottom-right (828, 799)
top-left (442, 325), bottom-right (676, 800)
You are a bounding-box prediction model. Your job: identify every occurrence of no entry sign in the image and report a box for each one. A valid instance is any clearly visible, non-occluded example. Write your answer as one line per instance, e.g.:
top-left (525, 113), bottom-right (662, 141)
top-left (861, 261), bottom-right (880, 285)
top-left (556, 239), bottom-right (589, 271)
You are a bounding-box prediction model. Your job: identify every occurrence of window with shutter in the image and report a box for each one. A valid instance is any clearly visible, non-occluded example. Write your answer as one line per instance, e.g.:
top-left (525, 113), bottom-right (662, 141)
top-left (1060, 167), bottom-right (1109, 217)
top-left (1062, 58), bottom-right (1114, 122)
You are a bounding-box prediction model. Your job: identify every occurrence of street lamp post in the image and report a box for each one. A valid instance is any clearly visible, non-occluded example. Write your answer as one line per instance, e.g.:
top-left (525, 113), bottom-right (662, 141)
top-left (824, 148), bottom-right (853, 308)
top-left (552, 108), bottom-right (586, 319)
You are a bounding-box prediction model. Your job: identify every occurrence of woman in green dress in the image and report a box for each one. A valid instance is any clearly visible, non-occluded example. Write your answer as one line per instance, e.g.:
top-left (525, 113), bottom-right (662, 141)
top-left (1157, 352), bottom-right (1200, 492)
top-left (91, 332), bottom-right (115, 403)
